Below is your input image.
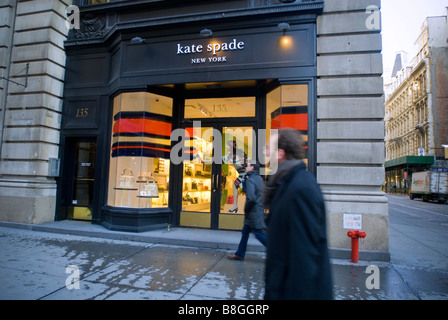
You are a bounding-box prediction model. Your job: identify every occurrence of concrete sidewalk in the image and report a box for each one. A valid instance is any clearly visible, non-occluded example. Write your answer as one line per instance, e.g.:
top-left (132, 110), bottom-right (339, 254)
top-left (1, 220), bottom-right (266, 253)
top-left (1, 220), bottom-right (444, 300)
top-left (0, 220), bottom-right (387, 261)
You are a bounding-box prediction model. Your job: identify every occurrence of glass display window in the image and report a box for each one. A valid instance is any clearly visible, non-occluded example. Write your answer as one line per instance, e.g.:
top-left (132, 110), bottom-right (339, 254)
top-left (266, 84), bottom-right (309, 168)
top-left (108, 92), bottom-right (173, 208)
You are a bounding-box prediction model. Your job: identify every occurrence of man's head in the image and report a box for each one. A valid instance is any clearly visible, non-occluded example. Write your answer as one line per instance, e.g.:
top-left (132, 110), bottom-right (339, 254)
top-left (266, 128), bottom-right (306, 164)
top-left (246, 160), bottom-right (261, 173)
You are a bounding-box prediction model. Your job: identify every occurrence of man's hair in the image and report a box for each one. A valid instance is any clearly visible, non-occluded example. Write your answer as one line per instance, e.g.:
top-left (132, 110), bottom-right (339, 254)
top-left (277, 128), bottom-right (306, 160)
top-left (248, 159), bottom-right (261, 171)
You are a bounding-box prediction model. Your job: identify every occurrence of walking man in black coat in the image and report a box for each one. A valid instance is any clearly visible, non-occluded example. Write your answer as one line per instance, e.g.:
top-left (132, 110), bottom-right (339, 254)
top-left (228, 161), bottom-right (266, 261)
top-left (263, 128), bottom-right (333, 300)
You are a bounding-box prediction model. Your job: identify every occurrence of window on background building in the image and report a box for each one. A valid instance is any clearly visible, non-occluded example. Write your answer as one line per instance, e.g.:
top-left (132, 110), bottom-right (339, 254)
top-left (266, 84), bottom-right (309, 167)
top-left (108, 92), bottom-right (173, 209)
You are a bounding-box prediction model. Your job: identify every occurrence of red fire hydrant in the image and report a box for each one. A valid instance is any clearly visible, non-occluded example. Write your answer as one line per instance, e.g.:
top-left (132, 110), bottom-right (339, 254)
top-left (347, 230), bottom-right (366, 263)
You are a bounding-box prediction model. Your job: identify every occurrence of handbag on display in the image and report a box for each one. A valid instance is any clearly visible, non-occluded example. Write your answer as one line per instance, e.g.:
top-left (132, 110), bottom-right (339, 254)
top-left (144, 176), bottom-right (159, 197)
top-left (137, 172), bottom-right (151, 183)
top-left (119, 168), bottom-right (134, 187)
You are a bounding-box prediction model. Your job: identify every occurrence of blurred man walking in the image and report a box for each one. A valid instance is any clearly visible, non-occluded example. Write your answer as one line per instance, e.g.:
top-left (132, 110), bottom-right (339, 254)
top-left (264, 128), bottom-right (332, 300)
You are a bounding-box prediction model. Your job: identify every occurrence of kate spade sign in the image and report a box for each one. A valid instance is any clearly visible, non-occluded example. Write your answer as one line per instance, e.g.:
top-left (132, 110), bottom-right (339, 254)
top-left (176, 38), bottom-right (245, 64)
top-left (124, 27), bottom-right (314, 74)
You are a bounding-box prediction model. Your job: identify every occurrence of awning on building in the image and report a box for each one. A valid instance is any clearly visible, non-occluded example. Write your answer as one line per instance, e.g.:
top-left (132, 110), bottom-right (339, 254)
top-left (385, 155), bottom-right (434, 169)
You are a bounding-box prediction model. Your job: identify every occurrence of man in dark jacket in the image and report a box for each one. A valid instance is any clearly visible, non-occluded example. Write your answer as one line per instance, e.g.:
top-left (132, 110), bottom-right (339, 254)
top-left (228, 161), bottom-right (266, 261)
top-left (263, 128), bottom-right (332, 300)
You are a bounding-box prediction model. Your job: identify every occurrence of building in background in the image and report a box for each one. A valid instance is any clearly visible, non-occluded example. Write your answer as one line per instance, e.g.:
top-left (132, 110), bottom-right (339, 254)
top-left (0, 0), bottom-right (388, 260)
top-left (384, 9), bottom-right (448, 194)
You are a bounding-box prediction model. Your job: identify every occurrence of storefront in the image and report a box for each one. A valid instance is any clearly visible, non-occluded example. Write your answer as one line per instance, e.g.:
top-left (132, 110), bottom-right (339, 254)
top-left (56, 0), bottom-right (323, 232)
top-left (385, 155), bottom-right (435, 194)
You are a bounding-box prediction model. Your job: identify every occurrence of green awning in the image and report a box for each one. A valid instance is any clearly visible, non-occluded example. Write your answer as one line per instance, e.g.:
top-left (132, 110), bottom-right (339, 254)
top-left (385, 156), bottom-right (434, 168)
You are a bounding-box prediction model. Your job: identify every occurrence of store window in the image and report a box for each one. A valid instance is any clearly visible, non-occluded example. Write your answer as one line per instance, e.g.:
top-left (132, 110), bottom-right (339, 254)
top-left (108, 92), bottom-right (173, 208)
top-left (266, 84), bottom-right (309, 166)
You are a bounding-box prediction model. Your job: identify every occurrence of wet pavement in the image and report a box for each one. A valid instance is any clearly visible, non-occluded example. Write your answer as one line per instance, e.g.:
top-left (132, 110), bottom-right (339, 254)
top-left (0, 224), bottom-right (443, 300)
top-left (0, 194), bottom-right (447, 300)
top-left (0, 227), bottom-right (266, 300)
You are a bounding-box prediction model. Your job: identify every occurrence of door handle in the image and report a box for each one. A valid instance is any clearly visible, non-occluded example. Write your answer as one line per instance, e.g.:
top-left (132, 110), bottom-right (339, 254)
top-left (212, 174), bottom-right (218, 192)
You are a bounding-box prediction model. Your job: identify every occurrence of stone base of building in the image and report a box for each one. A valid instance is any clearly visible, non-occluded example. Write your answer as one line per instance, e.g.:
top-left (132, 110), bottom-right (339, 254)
top-left (329, 248), bottom-right (390, 262)
top-left (325, 191), bottom-right (389, 255)
top-left (0, 194), bottom-right (56, 225)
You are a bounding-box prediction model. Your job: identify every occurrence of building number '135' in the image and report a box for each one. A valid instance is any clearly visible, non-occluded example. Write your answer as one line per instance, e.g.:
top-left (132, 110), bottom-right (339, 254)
top-left (76, 108), bottom-right (89, 118)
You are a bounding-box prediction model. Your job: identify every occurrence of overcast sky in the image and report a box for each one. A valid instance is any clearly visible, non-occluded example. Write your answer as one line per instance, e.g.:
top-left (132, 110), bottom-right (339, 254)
top-left (381, 0), bottom-right (447, 76)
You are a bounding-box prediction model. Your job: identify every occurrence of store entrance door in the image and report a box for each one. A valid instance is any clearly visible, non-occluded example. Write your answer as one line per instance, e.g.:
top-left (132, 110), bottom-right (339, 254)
top-left (63, 138), bottom-right (97, 221)
top-left (180, 123), bottom-right (256, 230)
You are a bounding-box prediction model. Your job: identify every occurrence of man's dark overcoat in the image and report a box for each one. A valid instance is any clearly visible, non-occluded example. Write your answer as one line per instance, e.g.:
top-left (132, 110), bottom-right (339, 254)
top-left (265, 162), bottom-right (333, 300)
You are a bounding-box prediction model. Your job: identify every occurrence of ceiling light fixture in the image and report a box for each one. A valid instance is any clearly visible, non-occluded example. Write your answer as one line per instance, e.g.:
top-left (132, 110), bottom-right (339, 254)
top-left (277, 22), bottom-right (290, 35)
top-left (130, 36), bottom-right (146, 44)
top-left (200, 28), bottom-right (213, 37)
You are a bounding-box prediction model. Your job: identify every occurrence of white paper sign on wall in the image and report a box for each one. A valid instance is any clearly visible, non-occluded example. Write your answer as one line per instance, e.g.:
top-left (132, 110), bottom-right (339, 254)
top-left (343, 214), bottom-right (362, 230)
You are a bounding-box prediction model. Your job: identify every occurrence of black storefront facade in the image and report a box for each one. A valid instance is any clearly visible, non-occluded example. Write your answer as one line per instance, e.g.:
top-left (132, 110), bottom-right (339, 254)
top-left (57, 0), bottom-right (323, 232)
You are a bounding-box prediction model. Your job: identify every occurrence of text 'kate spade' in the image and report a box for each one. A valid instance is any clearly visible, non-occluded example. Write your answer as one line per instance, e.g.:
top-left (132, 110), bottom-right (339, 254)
top-left (177, 39), bottom-right (245, 55)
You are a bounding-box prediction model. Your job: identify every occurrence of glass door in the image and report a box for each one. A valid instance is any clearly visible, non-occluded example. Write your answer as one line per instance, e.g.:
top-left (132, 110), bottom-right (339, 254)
top-left (179, 124), bottom-right (255, 230)
top-left (179, 94), bottom-right (257, 230)
top-left (68, 138), bottom-right (97, 220)
top-left (180, 126), bottom-right (214, 228)
top-left (218, 126), bottom-right (254, 230)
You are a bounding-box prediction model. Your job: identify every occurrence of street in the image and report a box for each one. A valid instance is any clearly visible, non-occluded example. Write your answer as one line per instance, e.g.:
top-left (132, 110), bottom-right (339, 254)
top-left (387, 194), bottom-right (448, 299)
top-left (0, 194), bottom-right (447, 300)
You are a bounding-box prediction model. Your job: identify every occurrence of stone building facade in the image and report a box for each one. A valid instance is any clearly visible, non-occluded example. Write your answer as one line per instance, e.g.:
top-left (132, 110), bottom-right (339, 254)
top-left (316, 0), bottom-right (386, 257)
top-left (0, 0), bottom-right (388, 260)
top-left (0, 0), bottom-right (71, 223)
